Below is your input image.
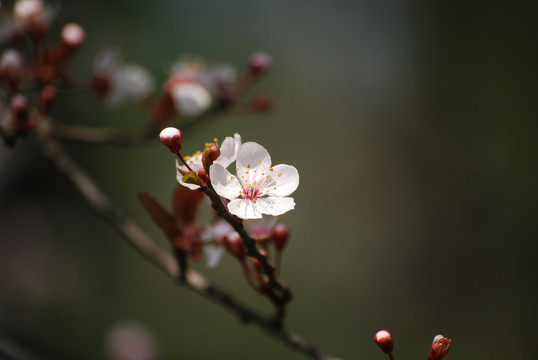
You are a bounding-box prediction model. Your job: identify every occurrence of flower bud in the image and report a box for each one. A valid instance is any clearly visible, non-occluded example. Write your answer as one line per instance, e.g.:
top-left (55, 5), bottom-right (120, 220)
top-left (62, 23), bottom-right (85, 48)
top-left (39, 85), bottom-right (56, 113)
top-left (202, 144), bottom-right (220, 173)
top-left (197, 167), bottom-right (208, 184)
top-left (428, 335), bottom-right (451, 360)
top-left (271, 223), bottom-right (290, 251)
top-left (249, 52), bottom-right (272, 74)
top-left (251, 249), bottom-right (268, 273)
top-left (224, 232), bottom-right (245, 261)
top-left (159, 127), bottom-right (182, 154)
top-left (374, 330), bottom-right (393, 355)
top-left (0, 49), bottom-right (24, 85)
top-left (13, 0), bottom-right (45, 29)
top-left (250, 94), bottom-right (274, 112)
top-left (10, 93), bottom-right (29, 115)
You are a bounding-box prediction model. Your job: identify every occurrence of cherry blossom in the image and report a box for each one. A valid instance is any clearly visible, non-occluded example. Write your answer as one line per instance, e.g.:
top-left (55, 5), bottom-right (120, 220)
top-left (209, 142), bottom-right (299, 219)
top-left (92, 48), bottom-right (155, 105)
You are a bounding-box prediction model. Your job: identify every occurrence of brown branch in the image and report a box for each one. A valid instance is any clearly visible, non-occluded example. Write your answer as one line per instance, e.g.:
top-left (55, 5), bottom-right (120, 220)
top-left (36, 119), bottom-right (344, 360)
top-left (52, 106), bottom-right (222, 146)
top-left (202, 184), bottom-right (292, 325)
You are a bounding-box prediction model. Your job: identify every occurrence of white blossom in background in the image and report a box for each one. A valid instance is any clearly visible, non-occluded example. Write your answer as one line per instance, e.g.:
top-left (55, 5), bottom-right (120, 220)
top-left (167, 57), bottom-right (237, 116)
top-left (201, 219), bottom-right (236, 268)
top-left (13, 0), bottom-right (44, 28)
top-left (210, 142), bottom-right (299, 219)
top-left (106, 321), bottom-right (159, 360)
top-left (93, 48), bottom-right (155, 106)
top-left (12, 0), bottom-right (58, 31)
top-left (176, 133), bottom-right (241, 190)
top-left (170, 82), bottom-right (211, 116)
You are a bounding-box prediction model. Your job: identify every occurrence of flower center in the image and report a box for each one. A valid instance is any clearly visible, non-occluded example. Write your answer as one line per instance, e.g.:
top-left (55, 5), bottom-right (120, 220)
top-left (241, 182), bottom-right (263, 201)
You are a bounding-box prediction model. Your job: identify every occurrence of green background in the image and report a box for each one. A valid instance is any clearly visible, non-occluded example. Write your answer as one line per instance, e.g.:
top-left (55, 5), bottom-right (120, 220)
top-left (0, 1), bottom-right (536, 359)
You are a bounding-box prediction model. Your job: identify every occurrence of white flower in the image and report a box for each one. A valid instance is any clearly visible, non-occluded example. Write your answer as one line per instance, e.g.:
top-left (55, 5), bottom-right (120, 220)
top-left (209, 142), bottom-right (299, 219)
top-left (93, 48), bottom-right (154, 105)
top-left (106, 321), bottom-right (159, 360)
top-left (167, 57), bottom-right (237, 116)
top-left (170, 82), bottom-right (211, 116)
top-left (200, 219), bottom-right (236, 268)
top-left (176, 133), bottom-right (242, 190)
top-left (13, 0), bottom-right (44, 28)
top-left (12, 0), bottom-right (58, 31)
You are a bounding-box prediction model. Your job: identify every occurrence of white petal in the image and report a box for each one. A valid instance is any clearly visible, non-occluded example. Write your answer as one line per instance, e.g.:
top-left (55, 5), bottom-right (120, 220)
top-left (227, 199), bottom-right (263, 219)
top-left (214, 133), bottom-right (241, 168)
top-left (176, 159), bottom-right (201, 190)
top-left (266, 164), bottom-right (299, 197)
top-left (171, 82), bottom-right (211, 116)
top-left (209, 164), bottom-right (242, 200)
top-left (256, 197), bottom-right (295, 217)
top-left (120, 64), bottom-right (155, 100)
top-left (203, 245), bottom-right (224, 268)
top-left (236, 142), bottom-right (271, 174)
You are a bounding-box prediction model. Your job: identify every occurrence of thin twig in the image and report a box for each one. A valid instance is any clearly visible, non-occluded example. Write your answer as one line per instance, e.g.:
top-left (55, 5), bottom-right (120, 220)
top-left (52, 106), bottom-right (222, 146)
top-left (36, 119), bottom-right (343, 360)
top-left (202, 184), bottom-right (292, 325)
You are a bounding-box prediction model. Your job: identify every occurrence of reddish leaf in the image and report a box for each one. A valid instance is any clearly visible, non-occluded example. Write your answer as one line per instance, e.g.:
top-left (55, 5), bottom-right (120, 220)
top-left (172, 186), bottom-right (204, 224)
top-left (139, 192), bottom-right (179, 240)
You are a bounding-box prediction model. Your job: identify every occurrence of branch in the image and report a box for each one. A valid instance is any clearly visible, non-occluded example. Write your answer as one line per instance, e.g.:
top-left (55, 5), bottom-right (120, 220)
top-left (52, 106), bottom-right (226, 146)
top-left (202, 184), bottom-right (292, 325)
top-left (36, 119), bottom-right (344, 360)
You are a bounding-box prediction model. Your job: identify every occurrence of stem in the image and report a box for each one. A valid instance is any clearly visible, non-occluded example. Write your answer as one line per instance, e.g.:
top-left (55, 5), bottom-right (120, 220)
top-left (202, 184), bottom-right (292, 325)
top-left (36, 118), bottom-right (344, 360)
top-left (177, 152), bottom-right (195, 172)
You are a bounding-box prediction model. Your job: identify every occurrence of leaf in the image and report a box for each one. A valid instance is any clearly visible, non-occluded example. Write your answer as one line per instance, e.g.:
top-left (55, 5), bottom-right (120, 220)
top-left (139, 192), bottom-right (179, 240)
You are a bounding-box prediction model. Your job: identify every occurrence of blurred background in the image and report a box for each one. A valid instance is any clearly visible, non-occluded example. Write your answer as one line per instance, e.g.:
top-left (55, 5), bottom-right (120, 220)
top-left (1, 0), bottom-right (536, 359)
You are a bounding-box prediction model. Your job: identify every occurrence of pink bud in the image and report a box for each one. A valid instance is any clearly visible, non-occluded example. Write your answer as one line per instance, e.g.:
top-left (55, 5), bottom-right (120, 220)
top-left (10, 94), bottom-right (29, 115)
top-left (374, 330), bottom-right (393, 355)
top-left (0, 49), bottom-right (24, 85)
top-left (428, 335), bottom-right (451, 360)
top-left (159, 127), bottom-right (182, 154)
top-left (202, 144), bottom-right (221, 173)
top-left (62, 23), bottom-right (86, 47)
top-left (271, 223), bottom-right (290, 251)
top-left (224, 232), bottom-right (245, 261)
top-left (249, 52), bottom-right (272, 73)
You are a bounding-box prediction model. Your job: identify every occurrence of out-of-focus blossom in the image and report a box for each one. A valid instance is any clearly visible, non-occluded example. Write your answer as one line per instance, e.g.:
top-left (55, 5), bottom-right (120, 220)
top-left (93, 48), bottom-right (154, 105)
top-left (210, 142), bottom-right (299, 219)
top-left (0, 49), bottom-right (24, 84)
top-left (140, 185), bottom-right (236, 268)
top-left (61, 22), bottom-right (85, 48)
top-left (201, 219), bottom-right (236, 268)
top-left (12, 0), bottom-right (57, 35)
top-left (244, 216), bottom-right (277, 241)
top-left (105, 321), bottom-right (159, 360)
top-left (249, 52), bottom-right (273, 73)
top-left (166, 57), bottom-right (237, 116)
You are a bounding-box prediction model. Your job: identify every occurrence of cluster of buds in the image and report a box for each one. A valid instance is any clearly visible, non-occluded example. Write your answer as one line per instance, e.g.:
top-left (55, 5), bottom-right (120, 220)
top-left (374, 330), bottom-right (451, 360)
top-left (0, 0), bottom-right (86, 146)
